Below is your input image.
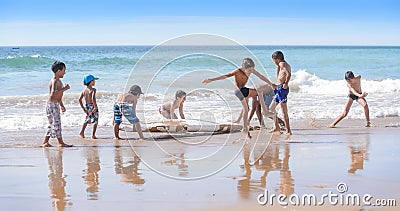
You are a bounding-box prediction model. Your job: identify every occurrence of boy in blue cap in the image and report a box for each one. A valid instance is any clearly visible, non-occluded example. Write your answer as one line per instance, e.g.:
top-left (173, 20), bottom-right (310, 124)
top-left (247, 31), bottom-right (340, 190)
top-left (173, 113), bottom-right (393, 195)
top-left (79, 74), bottom-right (99, 139)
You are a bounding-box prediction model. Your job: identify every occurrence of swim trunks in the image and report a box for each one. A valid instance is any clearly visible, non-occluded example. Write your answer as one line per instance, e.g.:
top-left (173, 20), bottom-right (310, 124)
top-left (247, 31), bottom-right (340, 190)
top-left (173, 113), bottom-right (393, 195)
top-left (234, 87), bottom-right (250, 101)
top-left (348, 93), bottom-right (359, 100)
top-left (45, 102), bottom-right (62, 138)
top-left (348, 93), bottom-right (366, 102)
top-left (263, 90), bottom-right (275, 106)
top-left (85, 103), bottom-right (98, 124)
top-left (273, 84), bottom-right (289, 103)
top-left (113, 102), bottom-right (140, 125)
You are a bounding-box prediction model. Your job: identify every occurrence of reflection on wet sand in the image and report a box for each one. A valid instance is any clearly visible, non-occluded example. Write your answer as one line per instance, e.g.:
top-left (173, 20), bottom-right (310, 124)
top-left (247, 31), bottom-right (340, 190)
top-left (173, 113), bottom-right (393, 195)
top-left (44, 148), bottom-right (69, 211)
top-left (162, 153), bottom-right (189, 177)
top-left (347, 134), bottom-right (370, 174)
top-left (82, 146), bottom-right (101, 200)
top-left (114, 145), bottom-right (145, 189)
top-left (238, 141), bottom-right (294, 199)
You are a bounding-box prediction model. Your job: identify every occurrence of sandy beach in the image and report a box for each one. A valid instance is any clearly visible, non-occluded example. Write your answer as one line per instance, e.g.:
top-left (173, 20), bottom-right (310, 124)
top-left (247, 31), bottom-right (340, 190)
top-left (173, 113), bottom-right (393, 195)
top-left (0, 117), bottom-right (399, 211)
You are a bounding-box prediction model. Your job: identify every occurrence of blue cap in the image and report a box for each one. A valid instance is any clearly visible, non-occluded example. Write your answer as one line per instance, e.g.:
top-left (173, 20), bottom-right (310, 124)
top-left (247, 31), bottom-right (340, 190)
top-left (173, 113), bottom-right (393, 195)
top-left (83, 74), bottom-right (99, 85)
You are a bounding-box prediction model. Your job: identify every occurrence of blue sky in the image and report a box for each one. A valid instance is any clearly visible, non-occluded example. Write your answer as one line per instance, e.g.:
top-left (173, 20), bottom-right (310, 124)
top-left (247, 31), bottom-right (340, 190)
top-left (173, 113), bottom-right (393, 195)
top-left (0, 0), bottom-right (399, 46)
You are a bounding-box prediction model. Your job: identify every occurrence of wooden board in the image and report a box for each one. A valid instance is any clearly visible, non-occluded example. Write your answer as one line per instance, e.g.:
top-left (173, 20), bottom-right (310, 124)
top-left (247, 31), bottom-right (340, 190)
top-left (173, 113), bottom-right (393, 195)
top-left (146, 119), bottom-right (242, 133)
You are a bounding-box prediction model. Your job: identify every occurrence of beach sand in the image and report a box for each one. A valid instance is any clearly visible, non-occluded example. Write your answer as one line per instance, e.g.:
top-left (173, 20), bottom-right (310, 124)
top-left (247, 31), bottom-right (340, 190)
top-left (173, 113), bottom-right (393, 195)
top-left (0, 117), bottom-right (399, 211)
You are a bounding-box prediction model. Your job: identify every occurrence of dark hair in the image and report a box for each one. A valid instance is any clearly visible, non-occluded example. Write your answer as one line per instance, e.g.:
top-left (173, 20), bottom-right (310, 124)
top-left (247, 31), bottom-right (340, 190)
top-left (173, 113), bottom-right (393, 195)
top-left (242, 58), bottom-right (255, 68)
top-left (272, 51), bottom-right (284, 61)
top-left (128, 85), bottom-right (143, 95)
top-left (345, 71), bottom-right (355, 80)
top-left (51, 61), bottom-right (66, 73)
top-left (175, 90), bottom-right (186, 99)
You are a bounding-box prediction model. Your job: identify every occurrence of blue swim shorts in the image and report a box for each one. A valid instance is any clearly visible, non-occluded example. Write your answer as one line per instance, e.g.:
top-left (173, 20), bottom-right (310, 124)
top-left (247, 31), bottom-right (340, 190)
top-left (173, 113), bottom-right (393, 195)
top-left (113, 102), bottom-right (140, 124)
top-left (273, 84), bottom-right (289, 103)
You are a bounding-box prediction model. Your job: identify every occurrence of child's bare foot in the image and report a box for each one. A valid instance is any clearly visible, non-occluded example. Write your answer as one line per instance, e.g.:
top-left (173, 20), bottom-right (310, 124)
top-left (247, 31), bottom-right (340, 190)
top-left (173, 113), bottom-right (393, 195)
top-left (269, 128), bottom-right (282, 134)
top-left (40, 143), bottom-right (53, 147)
top-left (79, 133), bottom-right (85, 138)
top-left (327, 124), bottom-right (336, 128)
top-left (59, 143), bottom-right (73, 147)
top-left (262, 110), bottom-right (275, 118)
top-left (114, 137), bottom-right (121, 140)
top-left (366, 122), bottom-right (375, 127)
top-left (269, 128), bottom-right (280, 132)
top-left (91, 136), bottom-right (97, 139)
top-left (285, 130), bottom-right (292, 135)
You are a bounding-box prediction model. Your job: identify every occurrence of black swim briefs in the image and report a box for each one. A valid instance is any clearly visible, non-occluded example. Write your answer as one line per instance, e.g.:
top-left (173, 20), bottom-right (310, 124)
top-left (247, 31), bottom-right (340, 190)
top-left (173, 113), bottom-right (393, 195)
top-left (235, 87), bottom-right (250, 101)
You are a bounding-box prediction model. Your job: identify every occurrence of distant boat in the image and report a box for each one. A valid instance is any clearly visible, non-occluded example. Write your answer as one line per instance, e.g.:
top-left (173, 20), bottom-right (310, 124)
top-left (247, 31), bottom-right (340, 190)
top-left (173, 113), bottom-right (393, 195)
top-left (12, 47), bottom-right (20, 50)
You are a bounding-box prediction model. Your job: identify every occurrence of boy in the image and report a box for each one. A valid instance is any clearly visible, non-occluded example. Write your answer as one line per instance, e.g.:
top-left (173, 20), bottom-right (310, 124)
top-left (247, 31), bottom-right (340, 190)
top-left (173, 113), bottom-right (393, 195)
top-left (41, 61), bottom-right (73, 147)
top-left (269, 51), bottom-right (292, 135)
top-left (328, 71), bottom-right (372, 128)
top-left (235, 83), bottom-right (285, 129)
top-left (202, 58), bottom-right (276, 132)
top-left (79, 74), bottom-right (99, 139)
top-left (113, 85), bottom-right (144, 140)
top-left (159, 90), bottom-right (186, 119)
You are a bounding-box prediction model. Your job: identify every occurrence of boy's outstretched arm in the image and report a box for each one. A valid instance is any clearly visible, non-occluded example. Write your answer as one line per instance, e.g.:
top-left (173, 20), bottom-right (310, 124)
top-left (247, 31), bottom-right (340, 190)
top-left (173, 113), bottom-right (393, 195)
top-left (251, 69), bottom-right (277, 89)
top-left (202, 71), bottom-right (236, 84)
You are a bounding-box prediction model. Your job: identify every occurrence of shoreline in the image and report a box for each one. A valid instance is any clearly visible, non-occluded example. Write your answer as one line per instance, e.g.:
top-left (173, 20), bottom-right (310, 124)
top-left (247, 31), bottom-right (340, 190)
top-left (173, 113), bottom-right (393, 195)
top-left (1, 117), bottom-right (400, 148)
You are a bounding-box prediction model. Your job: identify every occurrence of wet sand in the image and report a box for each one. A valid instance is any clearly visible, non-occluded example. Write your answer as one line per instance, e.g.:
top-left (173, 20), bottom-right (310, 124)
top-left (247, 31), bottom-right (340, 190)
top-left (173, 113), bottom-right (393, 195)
top-left (0, 117), bottom-right (399, 210)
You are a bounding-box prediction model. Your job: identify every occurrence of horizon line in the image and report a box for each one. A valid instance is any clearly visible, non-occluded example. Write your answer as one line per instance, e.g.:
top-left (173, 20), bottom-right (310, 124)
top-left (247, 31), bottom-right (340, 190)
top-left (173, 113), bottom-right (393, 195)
top-left (2, 44), bottom-right (400, 47)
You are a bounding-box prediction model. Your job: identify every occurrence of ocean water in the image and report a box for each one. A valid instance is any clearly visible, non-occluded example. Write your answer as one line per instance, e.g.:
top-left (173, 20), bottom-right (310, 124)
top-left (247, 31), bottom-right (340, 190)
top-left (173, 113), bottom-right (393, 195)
top-left (0, 46), bottom-right (399, 131)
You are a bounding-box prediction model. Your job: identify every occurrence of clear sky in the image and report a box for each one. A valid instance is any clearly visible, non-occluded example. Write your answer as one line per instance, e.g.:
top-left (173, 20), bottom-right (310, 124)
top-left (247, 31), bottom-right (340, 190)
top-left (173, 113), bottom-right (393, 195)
top-left (0, 0), bottom-right (399, 46)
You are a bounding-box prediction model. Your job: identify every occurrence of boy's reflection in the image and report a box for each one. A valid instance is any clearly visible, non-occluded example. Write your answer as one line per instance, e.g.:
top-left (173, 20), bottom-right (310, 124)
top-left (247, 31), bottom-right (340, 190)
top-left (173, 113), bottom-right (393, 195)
top-left (238, 141), bottom-right (294, 199)
top-left (348, 134), bottom-right (370, 174)
top-left (44, 148), bottom-right (68, 211)
top-left (82, 146), bottom-right (101, 200)
top-left (162, 153), bottom-right (188, 177)
top-left (114, 146), bottom-right (145, 187)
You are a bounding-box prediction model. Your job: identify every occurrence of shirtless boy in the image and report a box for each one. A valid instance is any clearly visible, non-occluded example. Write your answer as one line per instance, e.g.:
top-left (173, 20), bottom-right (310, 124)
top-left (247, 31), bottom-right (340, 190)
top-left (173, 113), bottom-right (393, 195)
top-left (113, 85), bottom-right (144, 140)
top-left (41, 61), bottom-right (73, 147)
top-left (328, 71), bottom-right (373, 128)
top-left (202, 58), bottom-right (276, 132)
top-left (79, 74), bottom-right (99, 139)
top-left (159, 90), bottom-right (186, 119)
top-left (235, 83), bottom-right (285, 129)
top-left (269, 51), bottom-right (292, 135)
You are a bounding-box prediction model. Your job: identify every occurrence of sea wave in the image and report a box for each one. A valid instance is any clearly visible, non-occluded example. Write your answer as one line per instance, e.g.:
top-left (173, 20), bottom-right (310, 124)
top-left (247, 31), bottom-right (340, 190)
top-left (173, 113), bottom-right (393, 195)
top-left (0, 55), bottom-right (54, 70)
top-left (290, 70), bottom-right (400, 94)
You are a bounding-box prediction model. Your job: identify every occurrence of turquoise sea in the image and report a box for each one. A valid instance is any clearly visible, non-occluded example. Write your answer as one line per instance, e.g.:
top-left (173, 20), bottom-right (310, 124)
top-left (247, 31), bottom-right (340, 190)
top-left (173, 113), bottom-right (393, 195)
top-left (0, 46), bottom-right (399, 130)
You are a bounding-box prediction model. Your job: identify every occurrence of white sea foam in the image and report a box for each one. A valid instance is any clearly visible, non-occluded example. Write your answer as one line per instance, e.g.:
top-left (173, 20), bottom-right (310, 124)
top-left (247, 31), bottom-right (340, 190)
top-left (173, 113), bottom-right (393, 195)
top-left (290, 70), bottom-right (400, 94)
